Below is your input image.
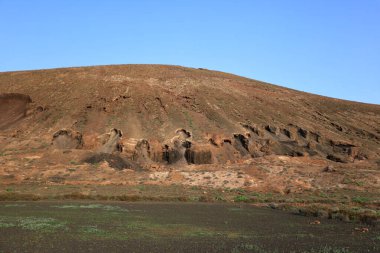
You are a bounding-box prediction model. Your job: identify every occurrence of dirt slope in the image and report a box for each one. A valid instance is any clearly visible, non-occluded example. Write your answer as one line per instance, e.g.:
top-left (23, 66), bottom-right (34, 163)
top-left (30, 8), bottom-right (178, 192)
top-left (0, 64), bottom-right (379, 192)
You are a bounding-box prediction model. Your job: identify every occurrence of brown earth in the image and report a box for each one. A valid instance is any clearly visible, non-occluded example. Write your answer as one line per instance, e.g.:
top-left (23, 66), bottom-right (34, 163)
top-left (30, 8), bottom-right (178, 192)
top-left (0, 64), bottom-right (379, 198)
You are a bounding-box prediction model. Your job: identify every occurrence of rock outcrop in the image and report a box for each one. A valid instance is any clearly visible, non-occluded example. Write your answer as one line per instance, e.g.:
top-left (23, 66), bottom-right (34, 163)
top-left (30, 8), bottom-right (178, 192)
top-left (98, 128), bottom-right (123, 154)
top-left (52, 129), bottom-right (83, 149)
top-left (0, 93), bottom-right (32, 130)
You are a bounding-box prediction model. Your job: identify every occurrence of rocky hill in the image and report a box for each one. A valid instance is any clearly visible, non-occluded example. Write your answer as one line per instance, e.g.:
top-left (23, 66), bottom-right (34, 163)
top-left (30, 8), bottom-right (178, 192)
top-left (0, 65), bottom-right (379, 192)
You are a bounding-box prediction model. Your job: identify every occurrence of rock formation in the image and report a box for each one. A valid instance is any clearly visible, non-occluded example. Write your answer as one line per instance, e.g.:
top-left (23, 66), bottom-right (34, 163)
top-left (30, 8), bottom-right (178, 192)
top-left (0, 65), bottom-right (378, 169)
top-left (52, 129), bottom-right (83, 149)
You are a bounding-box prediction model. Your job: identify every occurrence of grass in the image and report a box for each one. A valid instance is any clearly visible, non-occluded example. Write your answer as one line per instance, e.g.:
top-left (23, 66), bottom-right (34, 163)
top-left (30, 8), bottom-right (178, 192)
top-left (0, 192), bottom-right (41, 201)
top-left (0, 203), bottom-right (233, 241)
top-left (231, 243), bottom-right (269, 253)
top-left (354, 181), bottom-right (365, 187)
top-left (0, 216), bottom-right (67, 233)
top-left (183, 110), bottom-right (194, 129)
top-left (136, 185), bottom-right (146, 191)
top-left (0, 220), bottom-right (16, 228)
top-left (234, 195), bottom-right (249, 202)
top-left (52, 203), bottom-right (128, 212)
top-left (0, 203), bottom-right (230, 240)
top-left (341, 178), bottom-right (365, 187)
top-left (351, 196), bottom-right (371, 204)
top-left (67, 167), bottom-right (77, 172)
top-left (184, 229), bottom-right (220, 237)
top-left (4, 204), bottom-right (26, 207)
top-left (229, 243), bottom-right (349, 253)
top-left (214, 195), bottom-right (226, 201)
top-left (0, 184), bottom-right (379, 224)
top-left (303, 246), bottom-right (352, 253)
top-left (318, 192), bottom-right (329, 198)
top-left (230, 243), bottom-right (352, 253)
top-left (19, 217), bottom-right (68, 232)
top-left (0, 202), bottom-right (377, 252)
top-left (78, 225), bottom-right (112, 240)
top-left (80, 225), bottom-right (104, 234)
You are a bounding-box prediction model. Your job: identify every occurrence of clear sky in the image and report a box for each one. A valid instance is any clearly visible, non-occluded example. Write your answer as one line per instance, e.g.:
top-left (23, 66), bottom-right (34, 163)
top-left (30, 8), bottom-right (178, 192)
top-left (0, 1), bottom-right (379, 104)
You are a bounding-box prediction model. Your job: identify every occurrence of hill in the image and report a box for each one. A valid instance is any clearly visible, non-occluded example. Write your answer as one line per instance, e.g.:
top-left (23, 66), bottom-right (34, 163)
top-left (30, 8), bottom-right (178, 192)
top-left (0, 64), bottom-right (379, 197)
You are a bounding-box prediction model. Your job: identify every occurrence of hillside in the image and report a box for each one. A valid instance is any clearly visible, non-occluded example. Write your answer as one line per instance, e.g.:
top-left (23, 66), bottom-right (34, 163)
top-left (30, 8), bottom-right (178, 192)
top-left (0, 64), bottom-right (379, 194)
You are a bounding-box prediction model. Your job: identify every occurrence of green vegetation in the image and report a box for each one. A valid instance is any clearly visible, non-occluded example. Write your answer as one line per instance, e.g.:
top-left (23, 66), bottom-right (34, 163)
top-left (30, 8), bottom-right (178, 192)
top-left (303, 246), bottom-right (352, 253)
top-left (0, 216), bottom-right (67, 233)
top-left (341, 178), bottom-right (365, 187)
top-left (19, 217), bottom-right (68, 232)
top-left (231, 244), bottom-right (352, 253)
top-left (78, 225), bottom-right (112, 240)
top-left (214, 195), bottom-right (226, 201)
top-left (0, 202), bottom-right (377, 252)
top-left (136, 185), bottom-right (146, 191)
top-left (52, 203), bottom-right (128, 212)
top-left (0, 220), bottom-right (15, 228)
top-left (4, 204), bottom-right (26, 207)
top-left (352, 196), bottom-right (371, 204)
top-left (234, 195), bottom-right (249, 202)
top-left (0, 203), bottom-right (230, 241)
top-left (354, 181), bottom-right (365, 187)
top-left (80, 225), bottom-right (104, 234)
top-left (231, 243), bottom-right (266, 253)
top-left (183, 110), bottom-right (194, 129)
top-left (184, 229), bottom-right (220, 237)
top-left (0, 184), bottom-right (379, 224)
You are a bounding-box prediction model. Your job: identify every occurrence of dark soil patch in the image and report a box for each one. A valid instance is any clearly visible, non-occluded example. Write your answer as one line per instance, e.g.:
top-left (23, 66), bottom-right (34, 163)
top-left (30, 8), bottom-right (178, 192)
top-left (0, 202), bottom-right (379, 253)
top-left (82, 153), bottom-right (141, 170)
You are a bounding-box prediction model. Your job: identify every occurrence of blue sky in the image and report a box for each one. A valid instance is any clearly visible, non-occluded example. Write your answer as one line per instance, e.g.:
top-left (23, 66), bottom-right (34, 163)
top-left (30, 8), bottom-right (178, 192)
top-left (0, 1), bottom-right (379, 104)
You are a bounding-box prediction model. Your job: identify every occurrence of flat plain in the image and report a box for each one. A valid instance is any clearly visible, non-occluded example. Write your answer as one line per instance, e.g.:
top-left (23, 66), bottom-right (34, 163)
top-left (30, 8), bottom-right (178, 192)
top-left (0, 201), bottom-right (379, 253)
